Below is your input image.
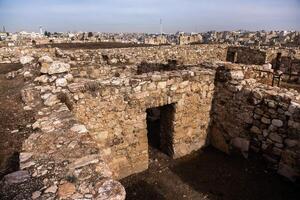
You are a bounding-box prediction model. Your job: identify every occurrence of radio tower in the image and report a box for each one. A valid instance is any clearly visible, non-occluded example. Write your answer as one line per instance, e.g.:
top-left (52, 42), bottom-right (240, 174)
top-left (160, 18), bottom-right (163, 35)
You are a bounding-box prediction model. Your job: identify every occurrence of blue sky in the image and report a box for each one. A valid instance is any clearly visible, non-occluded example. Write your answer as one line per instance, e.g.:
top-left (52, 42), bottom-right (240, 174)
top-left (0, 0), bottom-right (299, 33)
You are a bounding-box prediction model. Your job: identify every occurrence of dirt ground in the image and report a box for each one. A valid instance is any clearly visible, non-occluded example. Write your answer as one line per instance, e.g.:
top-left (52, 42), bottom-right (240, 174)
top-left (121, 146), bottom-right (300, 200)
top-left (0, 63), bottom-right (45, 199)
top-left (0, 63), bottom-right (35, 179)
top-left (35, 42), bottom-right (158, 50)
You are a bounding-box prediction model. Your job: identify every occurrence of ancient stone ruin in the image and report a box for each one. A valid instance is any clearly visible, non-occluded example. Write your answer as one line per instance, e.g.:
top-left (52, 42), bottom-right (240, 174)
top-left (0, 44), bottom-right (299, 199)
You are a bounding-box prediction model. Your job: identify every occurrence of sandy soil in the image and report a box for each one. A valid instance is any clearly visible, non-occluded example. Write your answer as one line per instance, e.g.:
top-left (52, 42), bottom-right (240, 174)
top-left (0, 63), bottom-right (35, 179)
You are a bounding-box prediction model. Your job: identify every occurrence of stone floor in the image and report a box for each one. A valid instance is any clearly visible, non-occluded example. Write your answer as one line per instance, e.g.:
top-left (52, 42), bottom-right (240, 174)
top-left (121, 146), bottom-right (300, 200)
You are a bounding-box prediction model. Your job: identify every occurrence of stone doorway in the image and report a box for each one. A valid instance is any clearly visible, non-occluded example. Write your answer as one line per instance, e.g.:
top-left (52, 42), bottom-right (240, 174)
top-left (146, 104), bottom-right (175, 157)
top-left (226, 51), bottom-right (237, 63)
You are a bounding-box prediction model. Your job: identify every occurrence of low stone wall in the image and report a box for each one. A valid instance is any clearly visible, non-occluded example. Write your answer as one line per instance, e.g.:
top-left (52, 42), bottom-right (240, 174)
top-left (265, 47), bottom-right (300, 82)
top-left (1, 45), bottom-right (299, 200)
top-left (2, 56), bottom-right (126, 199)
top-left (211, 63), bottom-right (300, 181)
top-left (72, 67), bottom-right (215, 179)
top-left (226, 46), bottom-right (267, 65)
top-left (62, 44), bottom-right (228, 65)
top-left (243, 64), bottom-right (274, 85)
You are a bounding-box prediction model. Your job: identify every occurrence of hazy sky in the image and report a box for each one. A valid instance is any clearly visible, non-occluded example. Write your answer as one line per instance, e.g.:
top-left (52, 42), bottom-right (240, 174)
top-left (0, 0), bottom-right (299, 33)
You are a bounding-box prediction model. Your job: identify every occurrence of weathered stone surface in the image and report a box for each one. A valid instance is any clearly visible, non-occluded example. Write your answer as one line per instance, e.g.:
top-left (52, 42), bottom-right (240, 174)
top-left (284, 139), bottom-right (298, 148)
top-left (250, 126), bottom-right (261, 134)
top-left (58, 182), bottom-right (76, 198)
top-left (210, 126), bottom-right (229, 154)
top-left (55, 77), bottom-right (68, 87)
top-left (44, 94), bottom-right (59, 106)
top-left (19, 152), bottom-right (33, 163)
top-left (231, 137), bottom-right (250, 152)
top-left (21, 87), bottom-right (39, 105)
top-left (31, 191), bottom-right (41, 199)
top-left (2, 44), bottom-right (299, 200)
top-left (68, 83), bottom-right (85, 93)
top-left (46, 61), bottom-right (70, 75)
top-left (34, 75), bottom-right (49, 83)
top-left (38, 55), bottom-right (53, 63)
top-left (4, 170), bottom-right (30, 184)
top-left (213, 64), bottom-right (300, 181)
top-left (278, 163), bottom-right (298, 182)
top-left (70, 124), bottom-right (88, 133)
top-left (96, 179), bottom-right (126, 200)
top-left (228, 70), bottom-right (244, 80)
top-left (68, 154), bottom-right (99, 170)
top-left (45, 184), bottom-right (58, 193)
top-left (24, 71), bottom-right (32, 78)
top-left (261, 117), bottom-right (271, 124)
top-left (272, 119), bottom-right (283, 127)
top-left (20, 56), bottom-right (34, 65)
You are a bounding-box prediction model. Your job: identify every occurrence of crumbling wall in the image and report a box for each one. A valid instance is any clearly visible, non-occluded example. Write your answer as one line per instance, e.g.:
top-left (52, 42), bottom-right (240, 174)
top-left (72, 68), bottom-right (215, 179)
top-left (62, 44), bottom-right (228, 65)
top-left (2, 55), bottom-right (127, 199)
top-left (266, 48), bottom-right (300, 82)
top-left (227, 46), bottom-right (267, 65)
top-left (211, 63), bottom-right (300, 181)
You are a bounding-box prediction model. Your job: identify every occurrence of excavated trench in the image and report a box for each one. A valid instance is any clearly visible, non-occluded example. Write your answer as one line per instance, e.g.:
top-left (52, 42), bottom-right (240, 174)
top-left (121, 101), bottom-right (300, 200)
top-left (0, 63), bottom-right (30, 179)
top-left (121, 146), bottom-right (300, 200)
top-left (1, 48), bottom-right (300, 200)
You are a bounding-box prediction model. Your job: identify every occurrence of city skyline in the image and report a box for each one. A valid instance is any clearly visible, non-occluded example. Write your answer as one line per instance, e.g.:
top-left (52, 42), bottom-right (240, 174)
top-left (0, 0), bottom-right (300, 33)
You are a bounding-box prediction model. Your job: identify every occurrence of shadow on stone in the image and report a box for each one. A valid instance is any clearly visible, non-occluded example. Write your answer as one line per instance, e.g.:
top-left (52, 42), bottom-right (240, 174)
top-left (124, 180), bottom-right (166, 200)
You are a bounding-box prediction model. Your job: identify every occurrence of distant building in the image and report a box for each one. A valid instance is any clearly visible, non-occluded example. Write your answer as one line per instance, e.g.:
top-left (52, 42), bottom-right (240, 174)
top-left (0, 32), bottom-right (8, 41)
top-left (178, 33), bottom-right (203, 45)
top-left (145, 35), bottom-right (168, 45)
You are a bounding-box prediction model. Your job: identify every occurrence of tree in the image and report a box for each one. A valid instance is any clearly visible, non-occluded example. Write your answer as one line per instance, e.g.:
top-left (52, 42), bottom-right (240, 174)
top-left (88, 32), bottom-right (93, 37)
top-left (44, 31), bottom-right (51, 37)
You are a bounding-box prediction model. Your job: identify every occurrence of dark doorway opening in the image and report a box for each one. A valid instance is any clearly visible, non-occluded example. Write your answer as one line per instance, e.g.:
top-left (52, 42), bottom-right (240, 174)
top-left (226, 51), bottom-right (237, 63)
top-left (146, 104), bottom-right (175, 157)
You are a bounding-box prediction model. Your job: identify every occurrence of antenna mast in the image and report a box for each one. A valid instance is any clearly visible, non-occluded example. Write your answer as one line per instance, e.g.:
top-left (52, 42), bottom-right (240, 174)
top-left (160, 18), bottom-right (163, 35)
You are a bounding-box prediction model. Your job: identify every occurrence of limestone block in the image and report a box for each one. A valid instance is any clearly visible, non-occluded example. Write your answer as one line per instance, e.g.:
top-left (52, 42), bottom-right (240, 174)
top-left (4, 170), bottom-right (30, 184)
top-left (210, 125), bottom-right (229, 154)
top-left (231, 137), bottom-right (250, 152)
top-left (250, 126), bottom-right (261, 134)
top-left (95, 179), bottom-right (126, 200)
top-left (268, 132), bottom-right (283, 143)
top-left (278, 163), bottom-right (299, 182)
top-left (38, 55), bottom-right (53, 63)
top-left (272, 119), bottom-right (283, 127)
top-left (157, 81), bottom-right (167, 89)
top-left (68, 154), bottom-right (99, 170)
top-left (55, 77), bottom-right (68, 87)
top-left (47, 61), bottom-right (70, 75)
top-left (20, 56), bottom-right (34, 65)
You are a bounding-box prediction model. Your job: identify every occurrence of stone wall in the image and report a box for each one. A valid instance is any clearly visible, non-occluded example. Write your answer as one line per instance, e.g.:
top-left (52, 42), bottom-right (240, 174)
top-left (211, 63), bottom-right (300, 181)
top-left (2, 56), bottom-right (126, 199)
top-left (1, 44), bottom-right (299, 200)
top-left (72, 67), bottom-right (215, 179)
top-left (43, 44), bottom-right (227, 65)
top-left (226, 46), bottom-right (267, 65)
top-left (265, 48), bottom-right (300, 82)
